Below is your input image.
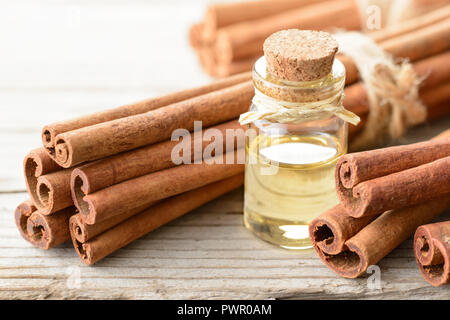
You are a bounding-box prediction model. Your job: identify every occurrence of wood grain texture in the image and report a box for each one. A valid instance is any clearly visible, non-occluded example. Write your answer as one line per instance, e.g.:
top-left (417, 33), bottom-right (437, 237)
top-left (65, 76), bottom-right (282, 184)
top-left (0, 0), bottom-right (449, 299)
top-left (1, 191), bottom-right (450, 299)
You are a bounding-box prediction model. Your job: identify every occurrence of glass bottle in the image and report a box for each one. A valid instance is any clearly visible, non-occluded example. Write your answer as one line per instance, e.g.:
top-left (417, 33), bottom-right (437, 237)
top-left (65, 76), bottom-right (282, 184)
top-left (241, 30), bottom-right (357, 249)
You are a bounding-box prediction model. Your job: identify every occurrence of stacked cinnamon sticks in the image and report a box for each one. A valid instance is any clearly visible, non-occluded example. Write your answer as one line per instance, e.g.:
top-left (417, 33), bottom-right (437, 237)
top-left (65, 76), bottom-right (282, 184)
top-left (309, 129), bottom-right (450, 285)
top-left (338, 5), bottom-right (450, 141)
top-left (190, 0), bottom-right (450, 78)
top-left (190, 0), bottom-right (362, 77)
top-left (190, 2), bottom-right (450, 142)
top-left (16, 72), bottom-right (253, 264)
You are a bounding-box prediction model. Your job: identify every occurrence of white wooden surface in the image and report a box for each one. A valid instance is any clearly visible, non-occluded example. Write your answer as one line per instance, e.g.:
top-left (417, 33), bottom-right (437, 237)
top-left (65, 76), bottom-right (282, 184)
top-left (0, 0), bottom-right (449, 299)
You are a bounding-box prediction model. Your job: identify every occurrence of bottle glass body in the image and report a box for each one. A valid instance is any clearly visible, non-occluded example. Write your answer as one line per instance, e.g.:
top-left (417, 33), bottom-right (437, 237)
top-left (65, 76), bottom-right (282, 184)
top-left (243, 57), bottom-right (348, 249)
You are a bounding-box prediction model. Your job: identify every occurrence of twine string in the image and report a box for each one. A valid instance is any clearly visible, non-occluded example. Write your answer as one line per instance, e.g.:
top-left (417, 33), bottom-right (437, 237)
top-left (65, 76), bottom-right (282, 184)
top-left (239, 89), bottom-right (360, 126)
top-left (334, 31), bottom-right (426, 150)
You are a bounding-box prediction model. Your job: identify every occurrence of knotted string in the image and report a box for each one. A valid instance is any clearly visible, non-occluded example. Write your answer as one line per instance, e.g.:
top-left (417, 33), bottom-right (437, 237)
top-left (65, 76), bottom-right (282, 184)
top-left (239, 89), bottom-right (360, 126)
top-left (334, 31), bottom-right (426, 151)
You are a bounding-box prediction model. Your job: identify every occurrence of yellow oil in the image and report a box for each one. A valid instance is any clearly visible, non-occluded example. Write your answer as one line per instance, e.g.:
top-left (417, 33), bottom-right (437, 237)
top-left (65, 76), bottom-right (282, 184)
top-left (244, 133), bottom-right (345, 249)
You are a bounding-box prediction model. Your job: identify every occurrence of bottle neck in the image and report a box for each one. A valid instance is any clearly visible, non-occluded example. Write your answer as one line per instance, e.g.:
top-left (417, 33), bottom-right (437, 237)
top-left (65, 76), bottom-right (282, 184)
top-left (252, 56), bottom-right (346, 104)
top-left (238, 57), bottom-right (360, 126)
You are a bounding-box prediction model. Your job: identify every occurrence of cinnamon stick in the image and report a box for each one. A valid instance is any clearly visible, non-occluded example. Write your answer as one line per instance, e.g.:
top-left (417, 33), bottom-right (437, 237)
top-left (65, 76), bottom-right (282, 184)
top-left (381, 18), bottom-right (450, 64)
top-left (369, 4), bottom-right (450, 43)
top-left (215, 0), bottom-right (361, 64)
top-left (42, 72), bottom-right (251, 159)
top-left (76, 150), bottom-right (245, 224)
top-left (420, 82), bottom-right (450, 116)
top-left (189, 22), bottom-right (205, 49)
top-left (51, 81), bottom-right (253, 168)
top-left (71, 174), bottom-right (244, 265)
top-left (70, 120), bottom-right (244, 208)
top-left (15, 200), bottom-right (76, 250)
top-left (69, 201), bottom-right (159, 243)
top-left (214, 56), bottom-right (258, 78)
top-left (314, 197), bottom-right (450, 278)
top-left (337, 136), bottom-right (450, 191)
top-left (24, 148), bottom-right (73, 215)
top-left (309, 204), bottom-right (376, 255)
top-left (26, 207), bottom-right (76, 250)
top-left (195, 43), bottom-right (257, 77)
top-left (202, 0), bottom-right (327, 42)
top-left (14, 200), bottom-right (37, 244)
top-left (343, 17), bottom-right (450, 85)
top-left (414, 221), bottom-right (450, 286)
top-left (337, 153), bottom-right (450, 218)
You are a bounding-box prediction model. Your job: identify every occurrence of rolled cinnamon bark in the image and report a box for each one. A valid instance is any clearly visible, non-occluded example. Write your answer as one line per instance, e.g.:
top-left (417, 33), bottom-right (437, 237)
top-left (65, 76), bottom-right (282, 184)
top-left (343, 17), bottom-right (450, 85)
top-left (26, 207), bottom-right (76, 250)
top-left (214, 56), bottom-right (259, 78)
top-left (69, 201), bottom-right (158, 243)
top-left (203, 0), bottom-right (327, 41)
top-left (24, 149), bottom-right (60, 207)
top-left (42, 72), bottom-right (251, 158)
top-left (420, 82), bottom-right (450, 117)
top-left (76, 150), bottom-right (245, 224)
top-left (337, 137), bottom-right (450, 190)
top-left (34, 169), bottom-right (74, 215)
top-left (14, 200), bottom-right (37, 243)
top-left (369, 4), bottom-right (450, 43)
top-left (215, 0), bottom-right (361, 64)
top-left (71, 174), bottom-right (244, 265)
top-left (337, 154), bottom-right (450, 218)
top-left (314, 197), bottom-right (450, 278)
top-left (70, 120), bottom-right (244, 205)
top-left (309, 204), bottom-right (376, 255)
top-left (52, 81), bottom-right (253, 168)
top-left (24, 148), bottom-right (73, 215)
top-left (189, 22), bottom-right (205, 49)
top-left (15, 200), bottom-right (76, 250)
top-left (414, 221), bottom-right (450, 286)
top-left (382, 18), bottom-right (450, 64)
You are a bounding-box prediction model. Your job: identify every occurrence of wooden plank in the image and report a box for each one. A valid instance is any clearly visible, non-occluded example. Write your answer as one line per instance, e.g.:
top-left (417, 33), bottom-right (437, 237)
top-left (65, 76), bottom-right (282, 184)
top-left (1, 191), bottom-right (449, 300)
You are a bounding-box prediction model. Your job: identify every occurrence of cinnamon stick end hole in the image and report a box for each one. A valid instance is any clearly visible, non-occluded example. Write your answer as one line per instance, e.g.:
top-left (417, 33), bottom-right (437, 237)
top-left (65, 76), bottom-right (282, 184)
top-left (73, 175), bottom-right (90, 215)
top-left (339, 161), bottom-right (353, 188)
top-left (313, 224), bottom-right (335, 246)
top-left (38, 183), bottom-right (51, 206)
top-left (73, 239), bottom-right (89, 262)
top-left (42, 129), bottom-right (51, 144)
top-left (17, 213), bottom-right (29, 234)
top-left (422, 264), bottom-right (445, 280)
top-left (30, 225), bottom-right (45, 242)
top-left (418, 236), bottom-right (430, 256)
top-left (323, 250), bottom-right (361, 272)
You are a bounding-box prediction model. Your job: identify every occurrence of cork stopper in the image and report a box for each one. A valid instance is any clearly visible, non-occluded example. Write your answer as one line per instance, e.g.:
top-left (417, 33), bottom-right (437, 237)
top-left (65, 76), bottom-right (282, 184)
top-left (263, 29), bottom-right (338, 82)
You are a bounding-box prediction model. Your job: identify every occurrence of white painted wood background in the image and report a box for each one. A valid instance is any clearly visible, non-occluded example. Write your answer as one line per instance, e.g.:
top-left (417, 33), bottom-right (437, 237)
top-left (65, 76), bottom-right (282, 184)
top-left (0, 0), bottom-right (449, 299)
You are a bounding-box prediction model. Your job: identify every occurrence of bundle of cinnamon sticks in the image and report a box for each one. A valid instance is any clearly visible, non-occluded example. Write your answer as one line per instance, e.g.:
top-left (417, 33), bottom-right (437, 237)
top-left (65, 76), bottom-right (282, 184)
top-left (189, 0), bottom-right (450, 78)
top-left (190, 0), bottom-right (362, 77)
top-left (309, 129), bottom-right (450, 285)
top-left (16, 73), bottom-right (253, 264)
